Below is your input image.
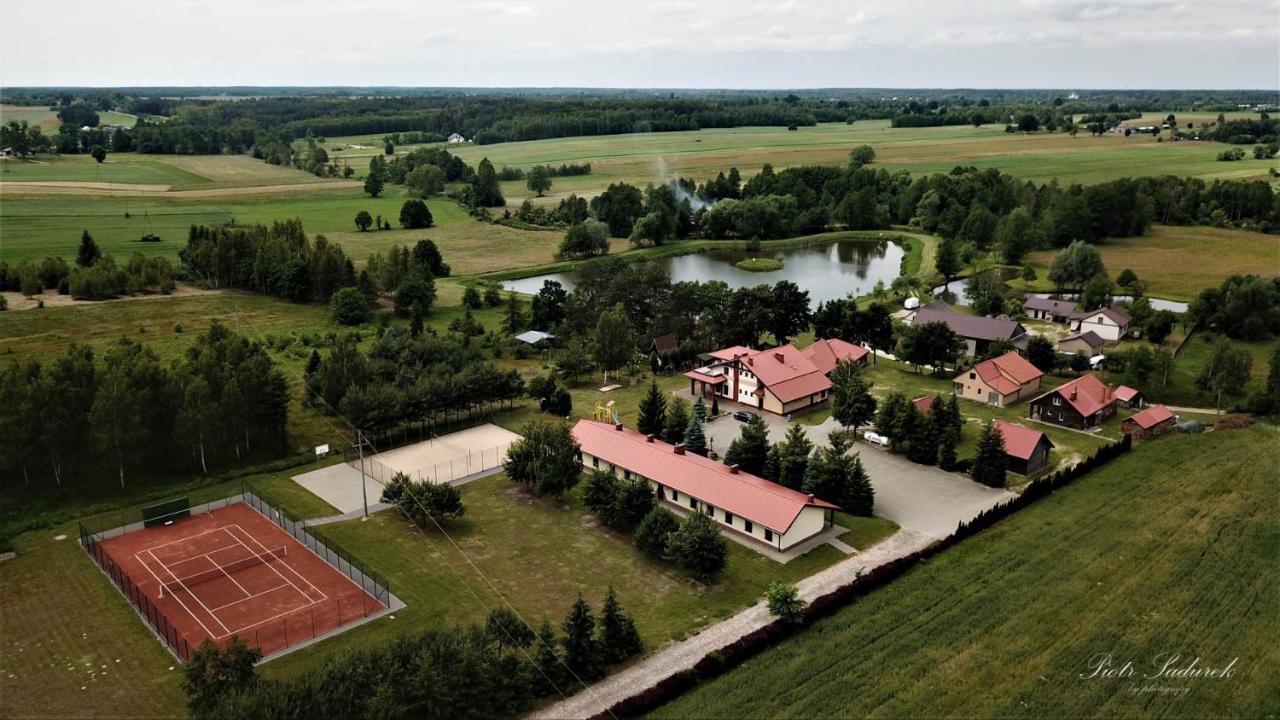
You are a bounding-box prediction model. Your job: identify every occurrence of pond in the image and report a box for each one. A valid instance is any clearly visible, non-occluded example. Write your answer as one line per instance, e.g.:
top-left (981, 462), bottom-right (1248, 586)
top-left (503, 239), bottom-right (906, 306)
top-left (932, 273), bottom-right (1189, 313)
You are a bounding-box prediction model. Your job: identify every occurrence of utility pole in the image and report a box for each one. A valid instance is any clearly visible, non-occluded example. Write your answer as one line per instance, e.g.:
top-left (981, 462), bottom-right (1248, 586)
top-left (353, 429), bottom-right (370, 519)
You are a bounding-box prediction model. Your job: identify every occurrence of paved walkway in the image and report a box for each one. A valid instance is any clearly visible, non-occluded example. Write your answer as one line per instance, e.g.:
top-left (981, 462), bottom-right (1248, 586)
top-left (530, 528), bottom-right (934, 720)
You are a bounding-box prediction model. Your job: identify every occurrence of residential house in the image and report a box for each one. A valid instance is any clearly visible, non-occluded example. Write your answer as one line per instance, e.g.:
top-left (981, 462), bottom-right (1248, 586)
top-left (993, 420), bottom-right (1054, 476)
top-left (1023, 297), bottom-right (1077, 323)
top-left (447, 133), bottom-right (466, 144)
top-left (650, 333), bottom-right (679, 368)
top-left (513, 330), bottom-right (553, 346)
top-left (1113, 385), bottom-right (1143, 408)
top-left (1058, 331), bottom-right (1105, 358)
top-left (911, 306), bottom-right (1027, 357)
top-left (571, 420), bottom-right (838, 552)
top-left (800, 338), bottom-right (869, 374)
top-left (1069, 306), bottom-right (1131, 342)
top-left (685, 344), bottom-right (833, 415)
top-left (1122, 404), bottom-right (1176, 440)
top-left (1028, 373), bottom-right (1118, 430)
top-left (953, 351), bottom-right (1045, 407)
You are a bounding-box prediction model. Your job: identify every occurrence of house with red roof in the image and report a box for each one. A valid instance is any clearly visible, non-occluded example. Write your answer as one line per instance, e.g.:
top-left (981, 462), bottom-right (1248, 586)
top-left (801, 338), bottom-right (869, 374)
top-left (570, 420), bottom-right (838, 552)
top-left (1122, 404), bottom-right (1176, 440)
top-left (1028, 373), bottom-right (1118, 430)
top-left (1113, 385), bottom-right (1143, 408)
top-left (684, 342), bottom-right (851, 415)
top-left (992, 420), bottom-right (1055, 476)
top-left (952, 351), bottom-right (1045, 407)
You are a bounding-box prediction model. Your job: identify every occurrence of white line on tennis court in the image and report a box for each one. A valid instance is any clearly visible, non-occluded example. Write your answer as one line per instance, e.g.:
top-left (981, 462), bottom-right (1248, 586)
top-left (207, 582), bottom-right (292, 613)
top-left (212, 595), bottom-right (324, 640)
top-left (225, 524), bottom-right (327, 603)
top-left (136, 549), bottom-right (228, 638)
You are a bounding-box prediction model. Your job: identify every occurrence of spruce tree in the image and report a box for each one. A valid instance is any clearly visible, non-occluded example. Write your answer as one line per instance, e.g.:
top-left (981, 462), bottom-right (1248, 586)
top-left (775, 422), bottom-right (814, 490)
top-left (724, 413), bottom-right (769, 475)
top-left (683, 411), bottom-right (707, 456)
top-left (534, 619), bottom-right (564, 695)
top-left (692, 395), bottom-right (707, 421)
top-left (664, 398), bottom-right (690, 445)
top-left (830, 360), bottom-right (876, 433)
top-left (76, 230), bottom-right (101, 268)
top-left (597, 587), bottom-right (643, 663)
top-left (665, 511), bottom-right (728, 583)
top-left (933, 394), bottom-right (961, 470)
top-left (634, 506), bottom-right (679, 558)
top-left (972, 422), bottom-right (1008, 488)
top-left (906, 416), bottom-right (938, 465)
top-left (761, 444), bottom-right (782, 482)
top-left (841, 453), bottom-right (875, 516)
top-left (560, 595), bottom-right (602, 680)
top-left (636, 381), bottom-right (667, 437)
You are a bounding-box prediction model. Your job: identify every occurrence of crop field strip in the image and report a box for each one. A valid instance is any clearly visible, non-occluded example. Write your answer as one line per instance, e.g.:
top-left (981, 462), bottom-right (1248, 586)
top-left (652, 427), bottom-right (1279, 719)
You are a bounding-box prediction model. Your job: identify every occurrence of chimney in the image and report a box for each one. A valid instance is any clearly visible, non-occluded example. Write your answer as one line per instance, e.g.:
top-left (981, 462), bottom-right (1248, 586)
top-left (807, 493), bottom-right (816, 502)
top-left (1070, 386), bottom-right (1078, 401)
top-left (774, 352), bottom-right (785, 363)
top-left (728, 464), bottom-right (740, 474)
top-left (674, 444), bottom-right (686, 455)
top-left (746, 357), bottom-right (753, 366)
top-left (614, 422), bottom-right (623, 431)
top-left (646, 434), bottom-right (656, 443)
top-left (1106, 383), bottom-right (1114, 399)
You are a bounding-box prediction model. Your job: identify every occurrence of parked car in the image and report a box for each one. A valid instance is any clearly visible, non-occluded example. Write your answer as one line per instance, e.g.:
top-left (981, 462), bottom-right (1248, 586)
top-left (733, 410), bottom-right (757, 423)
top-left (863, 431), bottom-right (891, 447)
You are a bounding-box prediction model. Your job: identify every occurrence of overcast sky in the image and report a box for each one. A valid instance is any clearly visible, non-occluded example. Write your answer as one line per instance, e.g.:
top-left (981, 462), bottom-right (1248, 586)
top-left (2, 0), bottom-right (1277, 89)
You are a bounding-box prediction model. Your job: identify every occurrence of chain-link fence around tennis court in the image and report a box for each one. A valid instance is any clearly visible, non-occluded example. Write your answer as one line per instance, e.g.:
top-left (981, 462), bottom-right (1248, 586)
top-left (349, 443), bottom-right (510, 486)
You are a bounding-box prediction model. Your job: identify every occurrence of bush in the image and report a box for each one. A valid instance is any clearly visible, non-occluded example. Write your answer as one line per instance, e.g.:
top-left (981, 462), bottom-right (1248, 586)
top-left (398, 199), bottom-right (433, 229)
top-left (765, 582), bottom-right (807, 625)
top-left (329, 286), bottom-right (369, 325)
top-left (634, 506), bottom-right (679, 558)
top-left (665, 511), bottom-right (728, 583)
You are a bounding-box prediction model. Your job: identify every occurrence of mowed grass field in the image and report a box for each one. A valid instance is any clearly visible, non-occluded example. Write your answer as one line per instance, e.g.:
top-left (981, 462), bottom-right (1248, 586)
top-left (0, 190), bottom-right (472, 264)
top-left (0, 104), bottom-right (137, 131)
top-left (1021, 225), bottom-right (1280, 301)
top-left (653, 425), bottom-right (1280, 719)
top-left (324, 120), bottom-right (1273, 210)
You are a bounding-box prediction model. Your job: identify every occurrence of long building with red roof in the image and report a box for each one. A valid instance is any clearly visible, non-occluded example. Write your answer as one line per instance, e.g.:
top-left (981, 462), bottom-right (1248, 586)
top-left (684, 341), bottom-right (866, 415)
top-left (570, 419), bottom-right (838, 552)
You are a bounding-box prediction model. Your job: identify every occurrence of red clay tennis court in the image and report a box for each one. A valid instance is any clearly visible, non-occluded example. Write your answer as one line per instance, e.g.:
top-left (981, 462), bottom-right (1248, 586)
top-left (87, 500), bottom-right (387, 659)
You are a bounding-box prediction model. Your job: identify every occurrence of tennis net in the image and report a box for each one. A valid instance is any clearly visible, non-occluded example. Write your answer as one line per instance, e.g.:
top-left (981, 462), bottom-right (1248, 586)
top-left (158, 546), bottom-right (287, 597)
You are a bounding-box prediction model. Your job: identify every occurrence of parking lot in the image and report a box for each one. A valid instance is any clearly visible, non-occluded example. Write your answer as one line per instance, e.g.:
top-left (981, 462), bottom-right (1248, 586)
top-left (698, 401), bottom-right (1015, 539)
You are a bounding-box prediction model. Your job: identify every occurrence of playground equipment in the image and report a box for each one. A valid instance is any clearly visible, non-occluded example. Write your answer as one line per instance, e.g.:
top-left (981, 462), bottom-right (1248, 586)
top-left (593, 400), bottom-right (621, 424)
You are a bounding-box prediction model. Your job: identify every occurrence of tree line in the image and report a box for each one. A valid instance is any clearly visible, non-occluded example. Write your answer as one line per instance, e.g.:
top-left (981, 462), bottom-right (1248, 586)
top-left (187, 592), bottom-right (643, 719)
top-left (0, 322), bottom-right (288, 491)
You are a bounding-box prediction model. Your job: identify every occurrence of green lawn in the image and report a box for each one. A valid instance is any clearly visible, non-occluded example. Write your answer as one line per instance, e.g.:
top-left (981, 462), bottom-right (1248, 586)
top-left (252, 472), bottom-right (849, 680)
top-left (0, 191), bottom-right (470, 264)
top-left (653, 425), bottom-right (1280, 719)
top-left (1110, 332), bottom-right (1280, 409)
top-left (349, 120), bottom-right (1272, 210)
top-left (1018, 225), bottom-right (1280, 302)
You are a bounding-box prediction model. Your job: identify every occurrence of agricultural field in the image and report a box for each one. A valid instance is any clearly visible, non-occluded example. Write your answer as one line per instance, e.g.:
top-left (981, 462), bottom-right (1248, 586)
top-left (321, 120), bottom-right (1273, 210)
top-left (653, 425), bottom-right (1280, 719)
top-left (0, 104), bottom-right (61, 131)
top-left (1020, 225), bottom-right (1280, 301)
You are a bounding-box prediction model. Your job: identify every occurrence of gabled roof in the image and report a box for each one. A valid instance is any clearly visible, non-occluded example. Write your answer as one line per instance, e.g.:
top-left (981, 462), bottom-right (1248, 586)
top-left (1023, 297), bottom-right (1077, 315)
top-left (913, 396), bottom-right (937, 415)
top-left (708, 345), bottom-right (754, 362)
top-left (739, 344), bottom-right (832, 403)
top-left (993, 420), bottom-right (1053, 461)
top-left (1031, 373), bottom-right (1115, 418)
top-left (1113, 385), bottom-right (1141, 403)
top-left (571, 420), bottom-right (837, 532)
top-left (684, 370), bottom-right (726, 385)
top-left (968, 351), bottom-right (1045, 396)
top-left (801, 338), bottom-right (869, 375)
top-left (1072, 306), bottom-right (1130, 327)
top-left (912, 307), bottom-right (1025, 342)
top-left (652, 333), bottom-right (678, 353)
top-left (1126, 404), bottom-right (1174, 429)
top-left (1060, 331), bottom-right (1105, 349)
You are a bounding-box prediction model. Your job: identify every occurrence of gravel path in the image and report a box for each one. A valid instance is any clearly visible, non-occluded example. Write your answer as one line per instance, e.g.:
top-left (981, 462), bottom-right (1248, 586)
top-left (529, 528), bottom-right (934, 720)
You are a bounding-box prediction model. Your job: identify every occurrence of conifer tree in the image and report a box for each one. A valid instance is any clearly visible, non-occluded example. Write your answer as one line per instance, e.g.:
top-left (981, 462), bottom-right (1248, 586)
top-left (597, 587), bottom-right (642, 663)
top-left (634, 506), bottom-right (679, 558)
top-left (774, 422), bottom-right (813, 490)
top-left (636, 381), bottom-right (667, 437)
top-left (724, 413), bottom-right (769, 474)
top-left (692, 395), bottom-right (707, 421)
top-left (972, 421), bottom-right (1008, 488)
top-left (76, 229), bottom-right (101, 268)
top-left (664, 397), bottom-right (689, 445)
top-left (665, 511), bottom-right (728, 583)
top-left (560, 595), bottom-right (602, 680)
top-left (683, 411), bottom-right (707, 456)
top-left (841, 452), bottom-right (874, 516)
top-left (534, 619), bottom-right (564, 694)
top-left (830, 360), bottom-right (876, 433)
top-left (906, 415), bottom-right (938, 465)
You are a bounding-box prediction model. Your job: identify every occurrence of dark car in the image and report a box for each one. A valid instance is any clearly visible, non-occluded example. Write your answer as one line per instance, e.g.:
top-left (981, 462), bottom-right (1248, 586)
top-left (733, 410), bottom-right (757, 423)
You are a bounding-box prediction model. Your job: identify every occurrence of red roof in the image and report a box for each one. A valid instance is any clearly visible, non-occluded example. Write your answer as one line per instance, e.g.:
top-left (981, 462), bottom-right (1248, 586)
top-left (739, 344), bottom-right (832, 403)
top-left (1127, 404), bottom-right (1174, 429)
top-left (992, 420), bottom-right (1053, 461)
top-left (708, 346), bottom-right (753, 362)
top-left (1032, 373), bottom-right (1115, 418)
top-left (571, 420), bottom-right (837, 532)
top-left (970, 351), bottom-right (1045, 397)
top-left (801, 338), bottom-right (869, 375)
top-left (684, 370), bottom-right (726, 385)
top-left (913, 396), bottom-right (936, 415)
top-left (1113, 385), bottom-right (1140, 403)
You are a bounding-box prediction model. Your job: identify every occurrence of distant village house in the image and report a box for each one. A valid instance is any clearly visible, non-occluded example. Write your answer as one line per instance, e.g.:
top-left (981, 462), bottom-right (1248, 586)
top-left (993, 420), bottom-right (1054, 476)
top-left (1028, 373), bottom-right (1118, 430)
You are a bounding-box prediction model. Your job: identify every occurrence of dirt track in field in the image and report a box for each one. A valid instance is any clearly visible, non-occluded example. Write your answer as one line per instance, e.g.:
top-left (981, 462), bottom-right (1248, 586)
top-left (0, 180), bottom-right (362, 198)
